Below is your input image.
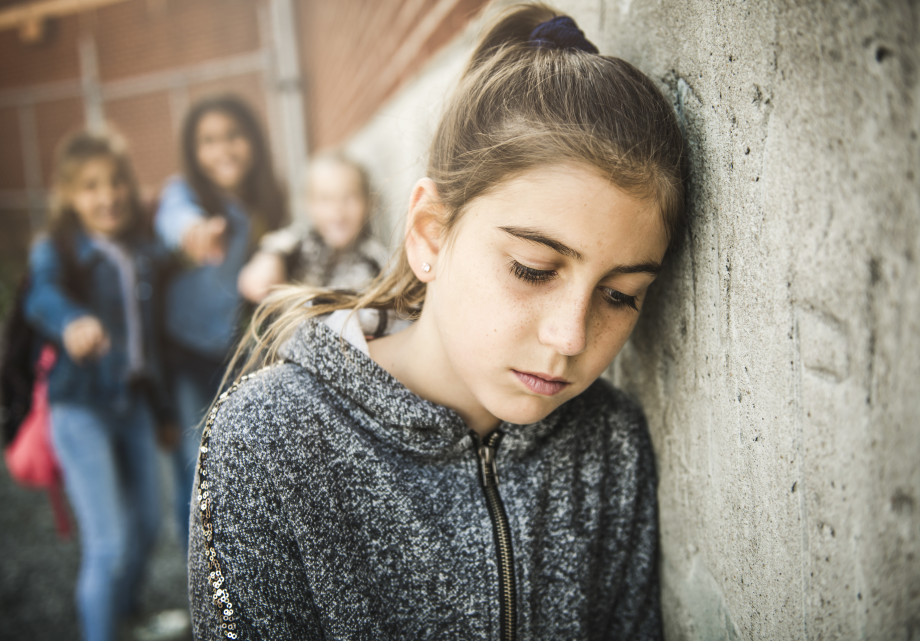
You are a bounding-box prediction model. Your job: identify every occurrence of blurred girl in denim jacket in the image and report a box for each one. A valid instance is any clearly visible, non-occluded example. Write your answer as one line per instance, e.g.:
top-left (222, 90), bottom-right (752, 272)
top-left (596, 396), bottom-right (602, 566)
top-left (24, 130), bottom-right (172, 641)
top-left (154, 94), bottom-right (286, 548)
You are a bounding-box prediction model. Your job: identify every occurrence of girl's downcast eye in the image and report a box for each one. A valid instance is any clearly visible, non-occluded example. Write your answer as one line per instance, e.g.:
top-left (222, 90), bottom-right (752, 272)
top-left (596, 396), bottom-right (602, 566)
top-left (601, 288), bottom-right (638, 311)
top-left (509, 259), bottom-right (556, 283)
top-left (510, 259), bottom-right (639, 311)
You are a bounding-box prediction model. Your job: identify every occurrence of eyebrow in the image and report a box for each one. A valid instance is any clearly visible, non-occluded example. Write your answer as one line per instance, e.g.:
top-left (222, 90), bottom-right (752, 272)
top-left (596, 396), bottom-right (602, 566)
top-left (499, 225), bottom-right (662, 275)
top-left (500, 226), bottom-right (583, 260)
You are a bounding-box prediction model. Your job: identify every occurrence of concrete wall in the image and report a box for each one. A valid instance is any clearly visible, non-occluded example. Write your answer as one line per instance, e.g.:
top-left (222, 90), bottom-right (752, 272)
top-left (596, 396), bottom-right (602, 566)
top-left (343, 1), bottom-right (920, 639)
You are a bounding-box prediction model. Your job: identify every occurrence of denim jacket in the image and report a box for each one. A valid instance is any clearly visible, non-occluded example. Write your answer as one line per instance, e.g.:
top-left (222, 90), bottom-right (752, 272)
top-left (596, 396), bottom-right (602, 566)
top-left (24, 230), bottom-right (170, 412)
top-left (154, 177), bottom-right (252, 360)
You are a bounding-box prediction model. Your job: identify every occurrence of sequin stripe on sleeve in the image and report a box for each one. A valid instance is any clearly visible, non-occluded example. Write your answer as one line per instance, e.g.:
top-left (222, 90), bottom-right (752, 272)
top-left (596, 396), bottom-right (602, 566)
top-left (195, 368), bottom-right (272, 640)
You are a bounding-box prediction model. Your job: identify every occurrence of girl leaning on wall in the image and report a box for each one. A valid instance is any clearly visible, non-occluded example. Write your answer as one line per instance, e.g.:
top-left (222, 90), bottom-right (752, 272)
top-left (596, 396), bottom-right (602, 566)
top-left (189, 4), bottom-right (687, 639)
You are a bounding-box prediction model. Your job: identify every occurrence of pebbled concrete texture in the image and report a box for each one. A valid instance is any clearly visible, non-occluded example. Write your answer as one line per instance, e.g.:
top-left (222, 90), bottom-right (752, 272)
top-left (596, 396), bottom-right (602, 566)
top-left (344, 1), bottom-right (920, 639)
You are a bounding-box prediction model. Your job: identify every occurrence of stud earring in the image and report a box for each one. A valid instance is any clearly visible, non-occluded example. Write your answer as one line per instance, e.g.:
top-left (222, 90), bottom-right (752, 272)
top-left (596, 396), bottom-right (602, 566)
top-left (422, 262), bottom-right (431, 273)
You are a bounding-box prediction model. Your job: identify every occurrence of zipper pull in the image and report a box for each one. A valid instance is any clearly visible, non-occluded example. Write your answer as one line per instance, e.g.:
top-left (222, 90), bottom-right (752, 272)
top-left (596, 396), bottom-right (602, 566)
top-left (478, 443), bottom-right (499, 488)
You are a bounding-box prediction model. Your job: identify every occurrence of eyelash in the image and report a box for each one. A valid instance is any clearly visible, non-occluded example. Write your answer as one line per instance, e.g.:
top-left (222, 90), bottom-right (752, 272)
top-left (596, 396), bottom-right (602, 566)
top-left (509, 260), bottom-right (555, 283)
top-left (601, 288), bottom-right (639, 311)
top-left (508, 260), bottom-right (638, 311)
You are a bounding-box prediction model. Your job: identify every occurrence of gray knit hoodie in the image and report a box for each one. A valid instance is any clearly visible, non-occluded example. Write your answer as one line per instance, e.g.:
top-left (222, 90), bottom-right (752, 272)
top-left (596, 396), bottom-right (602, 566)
top-left (189, 311), bottom-right (662, 640)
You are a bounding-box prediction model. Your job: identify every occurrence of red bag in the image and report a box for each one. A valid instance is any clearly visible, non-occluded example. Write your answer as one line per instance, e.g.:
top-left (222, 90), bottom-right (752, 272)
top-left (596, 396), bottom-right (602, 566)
top-left (3, 345), bottom-right (71, 537)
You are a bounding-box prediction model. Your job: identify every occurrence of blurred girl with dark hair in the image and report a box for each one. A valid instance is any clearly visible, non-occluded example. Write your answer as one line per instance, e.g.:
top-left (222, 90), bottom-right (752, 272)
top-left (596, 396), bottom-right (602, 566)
top-left (154, 93), bottom-right (286, 549)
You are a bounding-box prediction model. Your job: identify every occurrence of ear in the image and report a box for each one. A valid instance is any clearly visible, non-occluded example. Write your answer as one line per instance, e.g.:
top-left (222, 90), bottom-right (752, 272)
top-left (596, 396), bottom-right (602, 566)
top-left (404, 178), bottom-right (447, 283)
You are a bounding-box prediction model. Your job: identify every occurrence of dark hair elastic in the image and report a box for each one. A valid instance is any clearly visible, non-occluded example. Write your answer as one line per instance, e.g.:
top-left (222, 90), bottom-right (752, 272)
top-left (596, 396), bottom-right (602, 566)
top-left (529, 15), bottom-right (599, 54)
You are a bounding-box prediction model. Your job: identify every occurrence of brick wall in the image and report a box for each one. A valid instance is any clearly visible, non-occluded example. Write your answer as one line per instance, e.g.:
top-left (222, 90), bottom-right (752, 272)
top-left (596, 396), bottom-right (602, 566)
top-left (0, 0), bottom-right (485, 287)
top-left (0, 0), bottom-right (270, 273)
top-left (299, 0), bottom-right (488, 151)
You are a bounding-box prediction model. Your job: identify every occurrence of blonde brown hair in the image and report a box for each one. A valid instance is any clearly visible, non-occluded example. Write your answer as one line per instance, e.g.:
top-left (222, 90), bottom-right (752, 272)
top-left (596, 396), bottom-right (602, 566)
top-left (228, 2), bottom-right (686, 381)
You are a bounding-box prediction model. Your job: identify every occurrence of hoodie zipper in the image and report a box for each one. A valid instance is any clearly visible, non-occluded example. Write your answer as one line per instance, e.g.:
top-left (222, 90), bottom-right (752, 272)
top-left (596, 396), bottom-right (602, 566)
top-left (476, 431), bottom-right (516, 641)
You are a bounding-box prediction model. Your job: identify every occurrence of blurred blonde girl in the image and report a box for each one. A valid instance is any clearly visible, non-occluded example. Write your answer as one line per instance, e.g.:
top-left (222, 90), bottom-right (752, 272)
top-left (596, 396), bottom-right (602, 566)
top-left (238, 152), bottom-right (389, 302)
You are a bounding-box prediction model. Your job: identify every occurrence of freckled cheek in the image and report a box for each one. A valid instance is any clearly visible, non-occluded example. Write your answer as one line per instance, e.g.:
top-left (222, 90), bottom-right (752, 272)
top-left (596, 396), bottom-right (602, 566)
top-left (587, 313), bottom-right (637, 368)
top-left (487, 276), bottom-right (544, 339)
top-left (449, 269), bottom-right (535, 356)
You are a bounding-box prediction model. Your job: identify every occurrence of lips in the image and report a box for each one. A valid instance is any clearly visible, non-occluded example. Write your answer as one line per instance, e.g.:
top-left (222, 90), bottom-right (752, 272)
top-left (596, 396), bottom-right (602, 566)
top-left (513, 370), bottom-right (570, 396)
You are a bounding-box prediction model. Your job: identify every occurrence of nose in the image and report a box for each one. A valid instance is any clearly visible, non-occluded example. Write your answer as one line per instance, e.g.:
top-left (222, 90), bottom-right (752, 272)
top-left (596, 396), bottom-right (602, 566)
top-left (538, 293), bottom-right (589, 356)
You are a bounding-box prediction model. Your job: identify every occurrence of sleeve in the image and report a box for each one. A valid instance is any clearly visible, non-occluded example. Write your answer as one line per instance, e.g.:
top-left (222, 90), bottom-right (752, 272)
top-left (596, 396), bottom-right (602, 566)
top-left (23, 238), bottom-right (91, 342)
top-left (606, 408), bottom-right (663, 641)
top-left (257, 223), bottom-right (305, 256)
top-left (155, 178), bottom-right (206, 250)
top-left (188, 384), bottom-right (325, 640)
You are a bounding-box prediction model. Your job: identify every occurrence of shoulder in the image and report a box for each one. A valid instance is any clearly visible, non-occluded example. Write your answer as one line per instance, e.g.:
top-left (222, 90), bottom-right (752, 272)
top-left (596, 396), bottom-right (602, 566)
top-left (206, 360), bottom-right (334, 457)
top-left (160, 174), bottom-right (190, 195)
top-left (27, 235), bottom-right (59, 278)
top-left (201, 356), bottom-right (366, 507)
top-left (28, 233), bottom-right (54, 260)
top-left (259, 223), bottom-right (306, 255)
top-left (157, 175), bottom-right (200, 208)
top-left (28, 232), bottom-right (89, 268)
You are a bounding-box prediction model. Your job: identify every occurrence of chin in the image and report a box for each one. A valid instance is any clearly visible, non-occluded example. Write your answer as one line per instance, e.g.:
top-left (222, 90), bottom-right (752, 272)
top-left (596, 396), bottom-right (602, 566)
top-left (327, 235), bottom-right (356, 250)
top-left (492, 398), bottom-right (564, 427)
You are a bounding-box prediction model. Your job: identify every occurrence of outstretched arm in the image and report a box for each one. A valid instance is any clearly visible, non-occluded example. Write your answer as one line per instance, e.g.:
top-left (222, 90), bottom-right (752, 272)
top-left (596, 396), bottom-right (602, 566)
top-left (25, 239), bottom-right (109, 361)
top-left (155, 179), bottom-right (226, 265)
top-left (237, 252), bottom-right (287, 303)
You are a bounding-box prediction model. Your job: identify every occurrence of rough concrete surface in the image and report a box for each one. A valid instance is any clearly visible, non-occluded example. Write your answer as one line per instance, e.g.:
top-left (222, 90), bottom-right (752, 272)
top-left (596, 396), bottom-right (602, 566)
top-left (345, 1), bottom-right (920, 639)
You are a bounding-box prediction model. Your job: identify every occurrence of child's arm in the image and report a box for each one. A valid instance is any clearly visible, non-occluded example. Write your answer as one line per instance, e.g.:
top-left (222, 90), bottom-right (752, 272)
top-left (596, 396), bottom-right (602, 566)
top-left (237, 252), bottom-right (287, 303)
top-left (155, 178), bottom-right (227, 265)
top-left (188, 378), bottom-right (323, 639)
top-left (24, 239), bottom-right (109, 362)
top-left (237, 224), bottom-right (307, 302)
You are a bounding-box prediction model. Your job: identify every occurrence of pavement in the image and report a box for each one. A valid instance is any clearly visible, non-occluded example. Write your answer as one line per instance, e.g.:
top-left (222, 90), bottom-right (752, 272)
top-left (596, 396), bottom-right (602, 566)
top-left (0, 452), bottom-right (192, 640)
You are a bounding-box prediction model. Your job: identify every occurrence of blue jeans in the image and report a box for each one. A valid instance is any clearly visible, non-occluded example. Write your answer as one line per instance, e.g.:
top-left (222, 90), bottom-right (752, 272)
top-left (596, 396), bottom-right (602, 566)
top-left (51, 396), bottom-right (160, 641)
top-left (167, 343), bottom-right (225, 551)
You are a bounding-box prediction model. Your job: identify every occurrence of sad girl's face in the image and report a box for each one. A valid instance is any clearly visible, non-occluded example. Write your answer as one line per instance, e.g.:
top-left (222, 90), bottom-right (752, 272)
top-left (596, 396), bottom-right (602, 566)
top-left (412, 163), bottom-right (669, 433)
